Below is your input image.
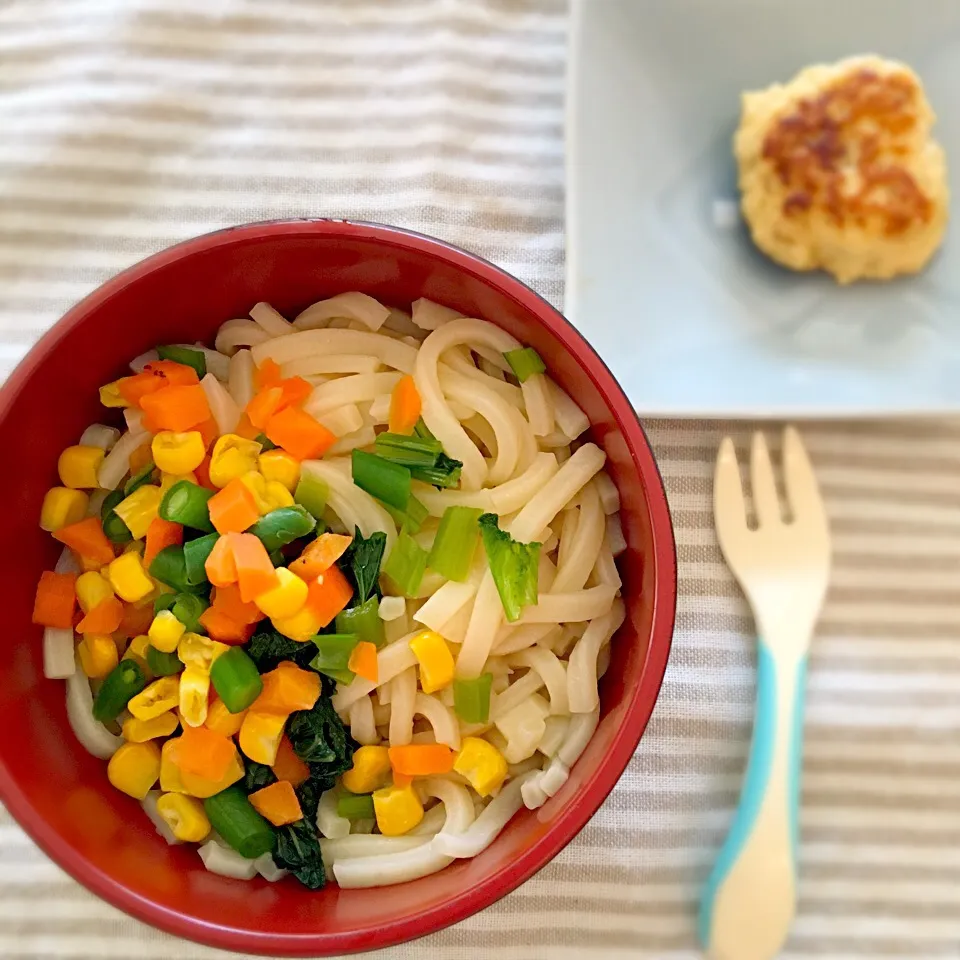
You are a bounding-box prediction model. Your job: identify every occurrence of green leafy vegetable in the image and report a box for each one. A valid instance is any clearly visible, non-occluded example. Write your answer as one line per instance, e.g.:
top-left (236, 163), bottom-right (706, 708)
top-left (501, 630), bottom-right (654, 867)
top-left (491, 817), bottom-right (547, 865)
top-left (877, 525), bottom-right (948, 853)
top-left (477, 513), bottom-right (541, 622)
top-left (247, 626), bottom-right (321, 674)
top-left (351, 450), bottom-right (410, 511)
top-left (409, 452), bottom-right (461, 489)
top-left (374, 432), bottom-right (462, 488)
top-left (124, 461), bottom-right (156, 497)
top-left (157, 344), bottom-right (207, 379)
top-left (244, 761), bottom-right (278, 794)
top-left (273, 818), bottom-right (326, 890)
top-left (428, 506), bottom-right (482, 581)
top-left (380, 494), bottom-right (428, 534)
top-left (382, 530), bottom-right (428, 597)
top-left (287, 697), bottom-right (356, 770)
top-left (340, 528), bottom-right (387, 605)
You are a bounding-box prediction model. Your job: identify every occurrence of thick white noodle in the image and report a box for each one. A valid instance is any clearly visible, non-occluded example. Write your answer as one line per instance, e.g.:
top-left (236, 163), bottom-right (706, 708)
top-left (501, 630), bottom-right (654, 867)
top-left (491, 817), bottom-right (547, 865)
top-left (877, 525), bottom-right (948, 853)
top-left (79, 424), bottom-right (120, 451)
top-left (592, 543), bottom-right (623, 591)
top-left (520, 775), bottom-right (548, 811)
top-left (66, 667), bottom-right (121, 758)
top-left (251, 329), bottom-right (416, 374)
top-left (518, 585), bottom-right (617, 625)
top-left (198, 840), bottom-right (257, 879)
top-left (494, 693), bottom-right (550, 763)
top-left (510, 647), bottom-right (569, 715)
top-left (413, 580), bottom-right (477, 634)
top-left (491, 622), bottom-right (556, 656)
top-left (409, 803), bottom-right (448, 836)
top-left (321, 835), bottom-right (428, 871)
top-left (317, 790), bottom-right (351, 840)
top-left (141, 791), bottom-right (181, 845)
top-left (435, 601), bottom-right (473, 644)
top-left (462, 413), bottom-right (498, 459)
top-left (249, 301), bottom-right (294, 337)
top-left (414, 693), bottom-right (460, 750)
top-left (568, 600), bottom-right (626, 713)
top-left (129, 348), bottom-right (158, 373)
top-left (455, 572), bottom-right (502, 679)
top-left (304, 372), bottom-right (402, 419)
top-left (254, 852), bottom-right (289, 882)
top-left (349, 696), bottom-right (379, 746)
top-left (44, 627), bottom-right (75, 679)
top-left (378, 596), bottom-right (406, 621)
top-left (294, 293), bottom-right (390, 332)
top-left (538, 715), bottom-right (571, 758)
top-left (200, 373), bottom-right (241, 436)
top-left (606, 513), bottom-right (627, 557)
top-left (520, 374), bottom-right (555, 438)
top-left (330, 634), bottom-right (418, 712)
top-left (551, 482), bottom-right (605, 594)
top-left (97, 425), bottom-right (148, 490)
top-left (413, 484), bottom-right (495, 518)
top-left (442, 350), bottom-right (523, 407)
top-left (227, 349), bottom-right (256, 409)
top-left (215, 318), bottom-right (270, 355)
top-left (388, 667), bottom-right (417, 746)
top-left (557, 708), bottom-right (600, 766)
top-left (329, 426), bottom-right (377, 456)
top-left (489, 671), bottom-right (545, 722)
top-left (55, 547), bottom-right (80, 574)
top-left (123, 408), bottom-right (144, 433)
top-left (538, 550), bottom-right (557, 589)
top-left (594, 470), bottom-right (621, 514)
top-left (546, 377), bottom-right (589, 440)
top-left (411, 298), bottom-right (462, 331)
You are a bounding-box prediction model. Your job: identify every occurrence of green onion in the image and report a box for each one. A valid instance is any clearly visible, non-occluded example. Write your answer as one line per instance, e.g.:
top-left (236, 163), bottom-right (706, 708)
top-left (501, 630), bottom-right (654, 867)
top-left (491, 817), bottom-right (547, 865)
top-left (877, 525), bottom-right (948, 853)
top-left (503, 347), bottom-right (546, 383)
top-left (249, 506), bottom-right (316, 552)
top-left (414, 418), bottom-right (436, 442)
top-left (294, 473), bottom-right (328, 520)
top-left (428, 506), bottom-right (482, 581)
top-left (171, 593), bottom-right (208, 633)
top-left (100, 489), bottom-right (133, 544)
top-left (159, 480), bottom-right (215, 532)
top-left (351, 450), bottom-right (411, 511)
top-left (453, 673), bottom-right (493, 724)
top-left (203, 786), bottom-right (276, 859)
top-left (149, 545), bottom-right (194, 593)
top-left (183, 532), bottom-right (219, 586)
top-left (477, 513), bottom-right (540, 622)
top-left (92, 660), bottom-right (147, 724)
top-left (124, 461), bottom-right (156, 496)
top-left (381, 494), bottom-right (428, 534)
top-left (382, 531), bottom-right (428, 597)
top-left (337, 793), bottom-right (375, 820)
top-left (254, 432), bottom-right (278, 451)
top-left (210, 647), bottom-right (263, 713)
top-left (146, 644), bottom-right (184, 677)
top-left (335, 596), bottom-right (385, 649)
top-left (310, 634), bottom-right (359, 682)
top-left (154, 592), bottom-right (177, 614)
top-left (374, 432), bottom-right (442, 467)
top-left (157, 344), bottom-right (207, 379)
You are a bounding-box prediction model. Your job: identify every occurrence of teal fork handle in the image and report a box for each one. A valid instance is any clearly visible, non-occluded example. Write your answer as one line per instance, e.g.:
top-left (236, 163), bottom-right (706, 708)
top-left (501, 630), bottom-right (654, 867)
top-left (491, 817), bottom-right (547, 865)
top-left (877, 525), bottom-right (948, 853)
top-left (699, 641), bottom-right (808, 960)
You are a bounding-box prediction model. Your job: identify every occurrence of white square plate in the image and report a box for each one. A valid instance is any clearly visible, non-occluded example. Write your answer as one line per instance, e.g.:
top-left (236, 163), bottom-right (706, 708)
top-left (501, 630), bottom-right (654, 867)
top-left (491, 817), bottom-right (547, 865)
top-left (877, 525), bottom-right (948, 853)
top-left (566, 0), bottom-right (960, 417)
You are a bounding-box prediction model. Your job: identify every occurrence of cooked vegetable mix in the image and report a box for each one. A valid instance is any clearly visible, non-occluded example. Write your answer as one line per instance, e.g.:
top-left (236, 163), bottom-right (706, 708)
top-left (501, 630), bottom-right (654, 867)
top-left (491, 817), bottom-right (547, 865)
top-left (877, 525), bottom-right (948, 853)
top-left (35, 293), bottom-right (624, 889)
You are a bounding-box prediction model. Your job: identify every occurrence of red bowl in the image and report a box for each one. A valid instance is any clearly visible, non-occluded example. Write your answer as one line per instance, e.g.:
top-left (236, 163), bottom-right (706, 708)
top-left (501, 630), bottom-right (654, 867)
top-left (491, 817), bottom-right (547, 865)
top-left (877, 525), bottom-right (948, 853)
top-left (0, 220), bottom-right (675, 955)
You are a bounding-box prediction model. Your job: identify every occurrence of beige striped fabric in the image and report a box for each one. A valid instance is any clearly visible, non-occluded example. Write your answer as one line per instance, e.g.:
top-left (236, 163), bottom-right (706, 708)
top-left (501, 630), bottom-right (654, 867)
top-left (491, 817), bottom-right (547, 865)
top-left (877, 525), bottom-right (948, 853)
top-left (1, 1), bottom-right (959, 958)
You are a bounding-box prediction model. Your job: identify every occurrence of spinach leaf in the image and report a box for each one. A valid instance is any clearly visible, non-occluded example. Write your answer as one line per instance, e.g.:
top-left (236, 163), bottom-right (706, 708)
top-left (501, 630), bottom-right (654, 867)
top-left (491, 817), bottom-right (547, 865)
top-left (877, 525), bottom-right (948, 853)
top-left (243, 761), bottom-right (277, 793)
top-left (247, 626), bottom-right (318, 673)
top-left (273, 818), bottom-right (326, 890)
top-left (340, 527), bottom-right (387, 604)
top-left (478, 512), bottom-right (541, 622)
top-left (288, 697), bottom-right (356, 770)
top-left (295, 775), bottom-right (324, 820)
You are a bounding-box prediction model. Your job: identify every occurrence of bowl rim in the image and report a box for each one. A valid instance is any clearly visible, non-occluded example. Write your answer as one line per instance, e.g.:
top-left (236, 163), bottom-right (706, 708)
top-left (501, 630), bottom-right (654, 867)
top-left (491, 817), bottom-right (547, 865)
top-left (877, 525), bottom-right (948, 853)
top-left (0, 218), bottom-right (676, 956)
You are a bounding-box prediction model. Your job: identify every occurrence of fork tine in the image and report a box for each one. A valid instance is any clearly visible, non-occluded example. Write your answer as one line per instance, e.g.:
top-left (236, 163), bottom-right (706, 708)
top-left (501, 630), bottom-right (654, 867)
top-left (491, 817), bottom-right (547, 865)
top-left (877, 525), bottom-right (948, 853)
top-left (714, 436), bottom-right (748, 546)
top-left (782, 426), bottom-right (826, 525)
top-left (750, 431), bottom-right (781, 527)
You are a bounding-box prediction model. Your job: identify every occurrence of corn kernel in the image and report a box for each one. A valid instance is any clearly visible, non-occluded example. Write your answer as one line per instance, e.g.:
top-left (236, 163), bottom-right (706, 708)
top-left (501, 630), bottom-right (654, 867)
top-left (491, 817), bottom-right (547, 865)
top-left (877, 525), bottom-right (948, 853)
top-left (99, 380), bottom-right (129, 408)
top-left (409, 630), bottom-right (455, 694)
top-left (205, 699), bottom-right (246, 738)
top-left (156, 793), bottom-right (211, 842)
top-left (254, 567), bottom-right (308, 620)
top-left (453, 736), bottom-right (508, 797)
top-left (271, 605), bottom-right (323, 642)
top-left (160, 471), bottom-right (198, 494)
top-left (128, 675), bottom-right (180, 721)
top-left (209, 434), bottom-right (261, 489)
top-left (179, 666), bottom-right (210, 727)
top-left (179, 749), bottom-right (244, 798)
top-left (265, 480), bottom-right (295, 510)
top-left (122, 712), bottom-right (179, 743)
top-left (122, 634), bottom-right (153, 672)
top-left (113, 485), bottom-right (163, 540)
top-left (148, 610), bottom-right (186, 653)
top-left (239, 710), bottom-right (286, 765)
top-left (258, 450), bottom-right (300, 492)
top-left (75, 571), bottom-right (115, 613)
top-left (160, 738), bottom-right (186, 793)
top-left (238, 470), bottom-right (272, 515)
top-left (373, 783), bottom-right (424, 836)
top-left (107, 741), bottom-right (161, 800)
top-left (58, 445), bottom-right (105, 489)
top-left (152, 431), bottom-right (206, 476)
top-left (40, 487), bottom-right (89, 532)
top-left (78, 633), bottom-right (119, 678)
top-left (342, 745), bottom-right (391, 795)
top-left (107, 551), bottom-right (154, 602)
top-left (177, 633), bottom-right (229, 672)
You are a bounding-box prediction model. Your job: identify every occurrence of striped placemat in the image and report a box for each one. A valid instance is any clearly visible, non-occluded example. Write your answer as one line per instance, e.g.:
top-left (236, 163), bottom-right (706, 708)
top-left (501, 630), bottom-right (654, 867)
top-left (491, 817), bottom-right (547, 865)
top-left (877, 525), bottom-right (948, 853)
top-left (1, 1), bottom-right (958, 958)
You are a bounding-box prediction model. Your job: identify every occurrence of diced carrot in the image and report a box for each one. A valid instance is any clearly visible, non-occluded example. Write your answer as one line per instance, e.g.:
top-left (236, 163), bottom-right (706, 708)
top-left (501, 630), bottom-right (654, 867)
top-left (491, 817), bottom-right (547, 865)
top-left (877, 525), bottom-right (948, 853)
top-left (288, 532), bottom-right (352, 581)
top-left (119, 600), bottom-right (155, 638)
top-left (198, 606), bottom-right (255, 645)
top-left (143, 360), bottom-right (201, 387)
top-left (248, 779), bottom-right (303, 827)
top-left (212, 583), bottom-right (265, 624)
top-left (264, 406), bottom-right (335, 461)
top-left (207, 478), bottom-right (260, 534)
top-left (278, 376), bottom-right (312, 409)
top-left (194, 455), bottom-right (216, 491)
top-left (52, 516), bottom-right (115, 566)
top-left (347, 640), bottom-right (378, 684)
top-left (117, 361), bottom-right (199, 408)
top-left (230, 532), bottom-right (280, 602)
top-left (392, 772), bottom-right (414, 788)
top-left (205, 699), bottom-right (247, 738)
top-left (76, 596), bottom-right (124, 634)
top-left (233, 413), bottom-right (261, 441)
top-left (143, 517), bottom-right (183, 569)
top-left (388, 744), bottom-right (454, 777)
top-left (139, 383), bottom-right (211, 432)
top-left (128, 441), bottom-right (154, 474)
top-left (175, 724), bottom-right (236, 781)
top-left (304, 564), bottom-right (353, 628)
top-left (388, 374), bottom-right (422, 435)
top-left (32, 570), bottom-right (78, 628)
top-left (196, 417), bottom-right (219, 451)
top-left (255, 358), bottom-right (283, 392)
top-left (271, 735), bottom-right (310, 788)
top-left (255, 662), bottom-right (321, 714)
top-left (204, 533), bottom-right (238, 587)
top-left (246, 387), bottom-right (284, 431)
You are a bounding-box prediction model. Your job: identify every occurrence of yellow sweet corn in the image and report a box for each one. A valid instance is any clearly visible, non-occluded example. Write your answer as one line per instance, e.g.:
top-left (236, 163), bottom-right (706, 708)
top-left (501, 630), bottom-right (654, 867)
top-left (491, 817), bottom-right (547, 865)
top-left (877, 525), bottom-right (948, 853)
top-left (75, 571), bottom-right (115, 614)
top-left (156, 793), bottom-right (211, 843)
top-left (254, 567), bottom-right (308, 620)
top-left (107, 551), bottom-right (154, 602)
top-left (122, 634), bottom-right (153, 675)
top-left (265, 481), bottom-right (295, 510)
top-left (453, 736), bottom-right (508, 797)
top-left (373, 783), bottom-right (424, 836)
top-left (78, 633), bottom-right (119, 678)
top-left (39, 487), bottom-right (88, 532)
top-left (99, 380), bottom-right (129, 408)
top-left (209, 434), bottom-right (261, 489)
top-left (239, 710), bottom-right (286, 765)
top-left (160, 739), bottom-right (187, 793)
top-left (179, 666), bottom-right (210, 727)
top-left (179, 749), bottom-right (244, 798)
top-left (409, 630), bottom-right (455, 694)
top-left (148, 610), bottom-right (186, 653)
top-left (271, 606), bottom-right (323, 643)
top-left (238, 470), bottom-right (272, 515)
top-left (205, 699), bottom-right (247, 738)
top-left (342, 745), bottom-right (392, 795)
top-left (160, 471), bottom-right (198, 494)
top-left (152, 431), bottom-right (206, 475)
top-left (258, 450), bottom-right (300, 492)
top-left (113, 484), bottom-right (163, 540)
top-left (107, 741), bottom-right (161, 800)
top-left (128, 675), bottom-right (179, 721)
top-left (177, 633), bottom-right (229, 672)
top-left (122, 712), bottom-right (179, 743)
top-left (58, 445), bottom-right (105, 489)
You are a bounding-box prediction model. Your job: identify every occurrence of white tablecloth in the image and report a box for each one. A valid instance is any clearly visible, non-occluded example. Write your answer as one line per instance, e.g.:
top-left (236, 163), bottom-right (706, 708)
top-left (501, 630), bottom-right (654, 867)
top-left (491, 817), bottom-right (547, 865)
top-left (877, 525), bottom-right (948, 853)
top-left (1, 1), bottom-right (958, 957)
